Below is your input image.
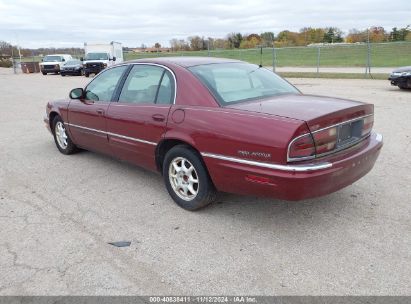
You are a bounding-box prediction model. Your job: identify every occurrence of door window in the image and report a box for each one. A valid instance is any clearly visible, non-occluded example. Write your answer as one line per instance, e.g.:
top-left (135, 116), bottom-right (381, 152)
top-left (85, 65), bottom-right (128, 102)
top-left (118, 65), bottom-right (174, 104)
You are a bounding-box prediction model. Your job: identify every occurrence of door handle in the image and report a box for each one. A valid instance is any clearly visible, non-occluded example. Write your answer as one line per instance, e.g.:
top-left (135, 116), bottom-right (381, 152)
top-left (96, 109), bottom-right (105, 115)
top-left (152, 114), bottom-right (165, 122)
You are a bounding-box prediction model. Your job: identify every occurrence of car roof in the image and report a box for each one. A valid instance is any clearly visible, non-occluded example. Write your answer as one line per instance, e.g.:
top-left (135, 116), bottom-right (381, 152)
top-left (129, 56), bottom-right (243, 68)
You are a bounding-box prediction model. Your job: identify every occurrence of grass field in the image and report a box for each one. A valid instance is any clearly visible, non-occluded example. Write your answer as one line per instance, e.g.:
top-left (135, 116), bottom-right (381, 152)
top-left (125, 42), bottom-right (411, 67)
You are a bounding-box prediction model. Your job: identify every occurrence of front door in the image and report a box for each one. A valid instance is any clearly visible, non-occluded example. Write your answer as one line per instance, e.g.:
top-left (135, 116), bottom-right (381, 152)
top-left (106, 64), bottom-right (175, 171)
top-left (67, 65), bottom-right (128, 153)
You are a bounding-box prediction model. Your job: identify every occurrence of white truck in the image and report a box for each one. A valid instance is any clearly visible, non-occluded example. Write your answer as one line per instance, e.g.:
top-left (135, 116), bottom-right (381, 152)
top-left (39, 54), bottom-right (73, 75)
top-left (82, 42), bottom-right (123, 77)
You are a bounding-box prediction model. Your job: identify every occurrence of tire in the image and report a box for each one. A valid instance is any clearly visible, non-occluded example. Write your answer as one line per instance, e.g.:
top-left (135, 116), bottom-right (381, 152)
top-left (163, 145), bottom-right (216, 211)
top-left (42, 72), bottom-right (47, 75)
top-left (85, 73), bottom-right (89, 78)
top-left (61, 74), bottom-right (66, 77)
top-left (52, 116), bottom-right (78, 155)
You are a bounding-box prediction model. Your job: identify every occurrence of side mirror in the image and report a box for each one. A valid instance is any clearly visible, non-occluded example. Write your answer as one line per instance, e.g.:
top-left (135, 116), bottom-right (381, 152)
top-left (62, 58), bottom-right (65, 62)
top-left (80, 57), bottom-right (83, 61)
top-left (112, 56), bottom-right (116, 62)
top-left (69, 88), bottom-right (84, 99)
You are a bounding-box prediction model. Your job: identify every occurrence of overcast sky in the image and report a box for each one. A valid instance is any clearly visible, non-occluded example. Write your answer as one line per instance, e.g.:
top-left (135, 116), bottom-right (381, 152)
top-left (1, 0), bottom-right (410, 48)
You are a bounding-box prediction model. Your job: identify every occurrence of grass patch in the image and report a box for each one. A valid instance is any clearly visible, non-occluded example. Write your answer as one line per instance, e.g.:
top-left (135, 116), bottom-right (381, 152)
top-left (125, 42), bottom-right (411, 67)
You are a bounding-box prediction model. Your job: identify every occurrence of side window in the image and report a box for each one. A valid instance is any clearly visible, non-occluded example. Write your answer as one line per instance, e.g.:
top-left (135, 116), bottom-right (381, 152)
top-left (157, 71), bottom-right (174, 104)
top-left (85, 65), bottom-right (128, 102)
top-left (118, 65), bottom-right (174, 104)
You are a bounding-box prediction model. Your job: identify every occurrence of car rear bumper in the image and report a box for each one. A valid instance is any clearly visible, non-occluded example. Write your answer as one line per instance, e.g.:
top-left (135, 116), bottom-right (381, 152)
top-left (202, 132), bottom-right (383, 200)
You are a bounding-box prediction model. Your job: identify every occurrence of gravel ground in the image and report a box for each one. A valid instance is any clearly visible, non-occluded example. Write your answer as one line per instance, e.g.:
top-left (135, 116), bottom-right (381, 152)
top-left (0, 69), bottom-right (410, 295)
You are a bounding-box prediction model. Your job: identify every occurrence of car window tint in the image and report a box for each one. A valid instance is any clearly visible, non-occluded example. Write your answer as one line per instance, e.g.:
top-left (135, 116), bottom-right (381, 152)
top-left (156, 70), bottom-right (174, 104)
top-left (189, 63), bottom-right (299, 105)
top-left (85, 66), bottom-right (128, 102)
top-left (119, 65), bottom-right (165, 104)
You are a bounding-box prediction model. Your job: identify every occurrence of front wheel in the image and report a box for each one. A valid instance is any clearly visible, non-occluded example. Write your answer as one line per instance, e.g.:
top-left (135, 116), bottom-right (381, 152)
top-left (52, 116), bottom-right (78, 155)
top-left (163, 145), bottom-right (216, 211)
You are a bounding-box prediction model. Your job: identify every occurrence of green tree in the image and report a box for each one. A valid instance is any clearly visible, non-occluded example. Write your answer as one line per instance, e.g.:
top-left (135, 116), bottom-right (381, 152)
top-left (260, 32), bottom-right (274, 46)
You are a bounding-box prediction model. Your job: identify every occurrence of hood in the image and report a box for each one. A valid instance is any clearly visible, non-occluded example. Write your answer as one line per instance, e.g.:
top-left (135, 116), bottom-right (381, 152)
top-left (226, 94), bottom-right (373, 131)
top-left (392, 66), bottom-right (411, 73)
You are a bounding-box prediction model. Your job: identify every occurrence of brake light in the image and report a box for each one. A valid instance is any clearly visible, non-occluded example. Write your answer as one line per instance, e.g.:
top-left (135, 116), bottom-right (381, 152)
top-left (362, 115), bottom-right (374, 136)
top-left (288, 134), bottom-right (315, 160)
top-left (313, 127), bottom-right (338, 154)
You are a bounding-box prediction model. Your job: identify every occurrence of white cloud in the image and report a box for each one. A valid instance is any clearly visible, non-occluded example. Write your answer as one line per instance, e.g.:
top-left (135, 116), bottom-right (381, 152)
top-left (0, 0), bottom-right (410, 48)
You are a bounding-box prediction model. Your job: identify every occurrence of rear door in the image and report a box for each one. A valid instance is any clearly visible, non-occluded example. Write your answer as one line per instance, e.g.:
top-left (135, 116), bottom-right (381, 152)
top-left (106, 64), bottom-right (175, 171)
top-left (67, 65), bottom-right (128, 153)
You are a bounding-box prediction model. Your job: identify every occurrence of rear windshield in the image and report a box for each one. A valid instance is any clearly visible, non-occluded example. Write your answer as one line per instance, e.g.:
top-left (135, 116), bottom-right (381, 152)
top-left (189, 63), bottom-right (299, 105)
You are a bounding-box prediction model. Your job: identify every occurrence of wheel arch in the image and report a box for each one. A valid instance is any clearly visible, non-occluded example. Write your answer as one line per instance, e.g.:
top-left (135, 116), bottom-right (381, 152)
top-left (48, 111), bottom-right (60, 131)
top-left (155, 138), bottom-right (206, 175)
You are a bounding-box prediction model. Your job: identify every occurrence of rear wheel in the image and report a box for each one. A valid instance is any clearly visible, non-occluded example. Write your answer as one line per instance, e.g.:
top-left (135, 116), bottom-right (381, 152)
top-left (52, 116), bottom-right (78, 155)
top-left (85, 73), bottom-right (89, 77)
top-left (42, 72), bottom-right (47, 75)
top-left (163, 145), bottom-right (216, 211)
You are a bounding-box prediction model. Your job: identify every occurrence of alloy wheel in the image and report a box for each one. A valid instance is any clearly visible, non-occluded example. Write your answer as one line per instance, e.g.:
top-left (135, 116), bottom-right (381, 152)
top-left (168, 157), bottom-right (199, 201)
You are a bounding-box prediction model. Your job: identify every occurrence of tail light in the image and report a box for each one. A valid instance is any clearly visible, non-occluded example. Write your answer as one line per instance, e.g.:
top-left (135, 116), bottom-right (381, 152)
top-left (288, 115), bottom-right (374, 162)
top-left (312, 127), bottom-right (337, 154)
top-left (362, 115), bottom-right (374, 136)
top-left (288, 134), bottom-right (315, 161)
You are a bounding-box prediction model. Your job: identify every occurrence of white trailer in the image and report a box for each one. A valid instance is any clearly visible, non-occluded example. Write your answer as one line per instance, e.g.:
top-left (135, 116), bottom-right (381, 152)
top-left (82, 41), bottom-right (123, 77)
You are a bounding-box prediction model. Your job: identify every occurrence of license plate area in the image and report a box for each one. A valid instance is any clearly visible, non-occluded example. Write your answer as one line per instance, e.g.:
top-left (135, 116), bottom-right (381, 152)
top-left (337, 120), bottom-right (363, 148)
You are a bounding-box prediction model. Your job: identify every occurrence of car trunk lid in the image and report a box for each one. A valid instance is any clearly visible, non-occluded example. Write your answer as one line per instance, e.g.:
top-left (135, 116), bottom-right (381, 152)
top-left (225, 94), bottom-right (373, 132)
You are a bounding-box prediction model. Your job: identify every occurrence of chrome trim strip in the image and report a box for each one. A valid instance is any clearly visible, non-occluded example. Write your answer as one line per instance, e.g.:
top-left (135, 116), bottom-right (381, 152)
top-left (201, 153), bottom-right (332, 172)
top-left (66, 123), bottom-right (157, 146)
top-left (287, 114), bottom-right (374, 162)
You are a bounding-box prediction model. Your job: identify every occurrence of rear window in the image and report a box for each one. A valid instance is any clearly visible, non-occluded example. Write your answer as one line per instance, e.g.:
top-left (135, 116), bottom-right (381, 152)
top-left (189, 63), bottom-right (299, 105)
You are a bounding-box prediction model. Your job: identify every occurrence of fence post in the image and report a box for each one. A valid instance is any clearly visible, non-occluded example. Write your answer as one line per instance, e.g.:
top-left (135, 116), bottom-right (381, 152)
top-left (317, 46), bottom-right (321, 75)
top-left (272, 45), bottom-right (276, 72)
top-left (11, 46), bottom-right (16, 74)
top-left (365, 29), bottom-right (372, 78)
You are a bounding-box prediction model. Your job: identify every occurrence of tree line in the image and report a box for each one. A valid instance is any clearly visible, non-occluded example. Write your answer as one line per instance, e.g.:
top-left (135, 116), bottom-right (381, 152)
top-left (1, 25), bottom-right (410, 60)
top-left (169, 25), bottom-right (411, 51)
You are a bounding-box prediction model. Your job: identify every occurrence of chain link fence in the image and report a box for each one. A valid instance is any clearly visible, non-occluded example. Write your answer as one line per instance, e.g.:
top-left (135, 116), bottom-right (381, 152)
top-left (125, 41), bottom-right (411, 78)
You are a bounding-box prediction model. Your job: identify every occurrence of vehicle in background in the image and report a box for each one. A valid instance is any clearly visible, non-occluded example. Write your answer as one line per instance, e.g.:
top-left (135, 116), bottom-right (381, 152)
top-left (389, 66), bottom-right (411, 90)
top-left (44, 57), bottom-right (383, 211)
top-left (82, 42), bottom-right (123, 77)
top-left (40, 54), bottom-right (73, 75)
top-left (60, 59), bottom-right (84, 76)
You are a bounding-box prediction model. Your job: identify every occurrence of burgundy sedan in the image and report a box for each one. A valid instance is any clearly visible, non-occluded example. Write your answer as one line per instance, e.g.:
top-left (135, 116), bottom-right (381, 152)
top-left (44, 57), bottom-right (383, 210)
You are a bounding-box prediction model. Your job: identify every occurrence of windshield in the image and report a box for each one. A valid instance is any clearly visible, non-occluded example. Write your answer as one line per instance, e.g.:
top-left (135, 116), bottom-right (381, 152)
top-left (85, 53), bottom-right (109, 60)
top-left (65, 60), bottom-right (81, 65)
top-left (43, 55), bottom-right (62, 62)
top-left (189, 63), bottom-right (299, 105)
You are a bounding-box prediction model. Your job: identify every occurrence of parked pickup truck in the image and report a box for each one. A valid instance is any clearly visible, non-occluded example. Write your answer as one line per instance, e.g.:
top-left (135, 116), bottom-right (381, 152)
top-left (40, 54), bottom-right (73, 75)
